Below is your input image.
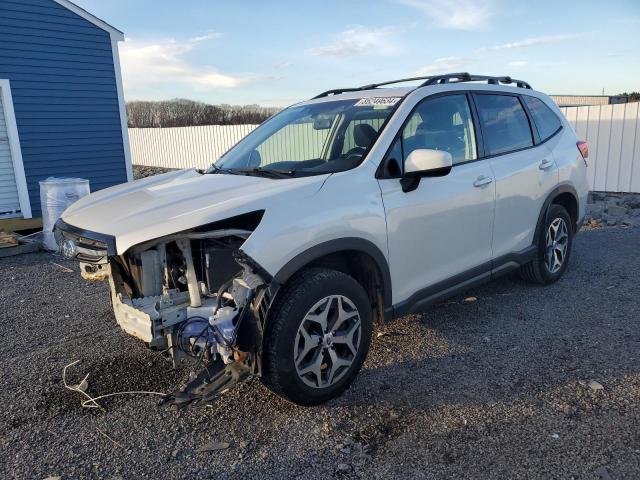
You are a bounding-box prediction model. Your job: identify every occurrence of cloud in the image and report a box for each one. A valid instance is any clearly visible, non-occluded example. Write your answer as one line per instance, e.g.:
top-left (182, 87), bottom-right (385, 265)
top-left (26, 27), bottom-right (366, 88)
top-left (189, 31), bottom-right (223, 43)
top-left (399, 0), bottom-right (492, 29)
top-left (416, 56), bottom-right (473, 75)
top-left (120, 37), bottom-right (259, 91)
top-left (508, 60), bottom-right (528, 67)
top-left (480, 33), bottom-right (582, 51)
top-left (306, 25), bottom-right (402, 57)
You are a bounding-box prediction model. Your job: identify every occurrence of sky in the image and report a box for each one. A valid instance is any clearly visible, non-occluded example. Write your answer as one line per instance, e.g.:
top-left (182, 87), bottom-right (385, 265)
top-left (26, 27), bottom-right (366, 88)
top-left (74, 0), bottom-right (640, 107)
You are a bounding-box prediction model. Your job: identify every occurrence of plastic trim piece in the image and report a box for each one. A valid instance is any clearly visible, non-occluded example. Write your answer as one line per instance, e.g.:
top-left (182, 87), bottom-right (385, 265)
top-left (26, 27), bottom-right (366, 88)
top-left (272, 237), bottom-right (393, 308)
top-left (54, 218), bottom-right (117, 256)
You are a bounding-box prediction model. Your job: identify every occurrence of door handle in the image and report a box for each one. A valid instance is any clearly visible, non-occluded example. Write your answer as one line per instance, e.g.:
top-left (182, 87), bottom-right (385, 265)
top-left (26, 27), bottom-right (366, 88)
top-left (539, 159), bottom-right (554, 170)
top-left (473, 176), bottom-right (493, 187)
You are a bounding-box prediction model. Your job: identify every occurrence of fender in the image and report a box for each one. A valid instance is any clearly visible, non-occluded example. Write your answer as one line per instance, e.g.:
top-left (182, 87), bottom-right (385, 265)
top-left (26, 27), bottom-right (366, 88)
top-left (533, 184), bottom-right (579, 245)
top-left (272, 237), bottom-right (393, 308)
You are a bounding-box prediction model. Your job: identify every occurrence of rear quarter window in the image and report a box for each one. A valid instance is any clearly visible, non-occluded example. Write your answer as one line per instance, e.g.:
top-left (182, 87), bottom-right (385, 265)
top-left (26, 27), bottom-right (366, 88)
top-left (522, 96), bottom-right (562, 141)
top-left (474, 94), bottom-right (533, 156)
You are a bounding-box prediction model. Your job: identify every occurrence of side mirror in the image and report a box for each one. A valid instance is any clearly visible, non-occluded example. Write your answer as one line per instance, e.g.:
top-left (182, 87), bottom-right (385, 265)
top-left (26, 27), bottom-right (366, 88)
top-left (401, 149), bottom-right (453, 192)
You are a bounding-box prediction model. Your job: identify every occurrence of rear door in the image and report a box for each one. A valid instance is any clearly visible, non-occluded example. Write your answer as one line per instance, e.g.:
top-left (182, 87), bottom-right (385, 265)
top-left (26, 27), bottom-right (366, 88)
top-left (378, 93), bottom-right (496, 305)
top-left (472, 93), bottom-right (558, 259)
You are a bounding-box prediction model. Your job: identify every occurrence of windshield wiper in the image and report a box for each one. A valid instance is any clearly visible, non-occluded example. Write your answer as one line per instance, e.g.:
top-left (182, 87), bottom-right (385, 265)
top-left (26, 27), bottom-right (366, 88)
top-left (232, 167), bottom-right (297, 179)
top-left (208, 164), bottom-right (239, 175)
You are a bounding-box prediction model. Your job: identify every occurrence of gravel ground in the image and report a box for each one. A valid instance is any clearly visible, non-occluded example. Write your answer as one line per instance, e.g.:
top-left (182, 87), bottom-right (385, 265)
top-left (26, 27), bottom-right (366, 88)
top-left (1, 226), bottom-right (639, 479)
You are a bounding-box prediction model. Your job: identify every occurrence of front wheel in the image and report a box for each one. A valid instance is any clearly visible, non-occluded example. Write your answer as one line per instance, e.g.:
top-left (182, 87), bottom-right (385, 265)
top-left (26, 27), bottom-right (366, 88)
top-left (261, 268), bottom-right (373, 406)
top-left (520, 204), bottom-right (573, 284)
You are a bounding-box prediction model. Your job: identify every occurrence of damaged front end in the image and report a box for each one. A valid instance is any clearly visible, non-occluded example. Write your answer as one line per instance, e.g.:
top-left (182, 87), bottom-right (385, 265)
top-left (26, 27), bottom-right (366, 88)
top-left (56, 211), bottom-right (274, 408)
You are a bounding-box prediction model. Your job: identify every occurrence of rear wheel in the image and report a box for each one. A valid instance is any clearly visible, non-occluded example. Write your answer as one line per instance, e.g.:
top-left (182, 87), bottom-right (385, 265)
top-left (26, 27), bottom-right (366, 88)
top-left (520, 204), bottom-right (573, 284)
top-left (262, 268), bottom-right (372, 406)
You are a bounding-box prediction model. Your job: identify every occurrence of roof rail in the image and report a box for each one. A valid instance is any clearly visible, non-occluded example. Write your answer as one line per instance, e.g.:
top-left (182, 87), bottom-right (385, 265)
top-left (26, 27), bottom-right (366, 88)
top-left (419, 72), bottom-right (532, 89)
top-left (311, 76), bottom-right (436, 99)
top-left (311, 72), bottom-right (532, 99)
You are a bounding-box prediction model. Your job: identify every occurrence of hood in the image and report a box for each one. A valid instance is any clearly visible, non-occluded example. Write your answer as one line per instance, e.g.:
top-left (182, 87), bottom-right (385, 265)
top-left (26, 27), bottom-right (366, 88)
top-left (62, 169), bottom-right (329, 253)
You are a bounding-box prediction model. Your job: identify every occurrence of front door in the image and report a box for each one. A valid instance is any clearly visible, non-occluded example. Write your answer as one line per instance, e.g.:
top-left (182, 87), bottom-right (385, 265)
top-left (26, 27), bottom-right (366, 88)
top-left (378, 93), bottom-right (495, 305)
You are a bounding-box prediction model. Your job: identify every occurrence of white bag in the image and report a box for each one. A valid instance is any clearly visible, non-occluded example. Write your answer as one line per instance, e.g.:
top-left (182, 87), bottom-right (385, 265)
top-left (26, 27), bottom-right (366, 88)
top-left (39, 177), bottom-right (90, 251)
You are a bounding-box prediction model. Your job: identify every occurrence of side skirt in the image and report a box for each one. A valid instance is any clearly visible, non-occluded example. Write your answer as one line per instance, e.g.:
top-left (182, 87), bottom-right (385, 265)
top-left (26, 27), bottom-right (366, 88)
top-left (390, 245), bottom-right (536, 319)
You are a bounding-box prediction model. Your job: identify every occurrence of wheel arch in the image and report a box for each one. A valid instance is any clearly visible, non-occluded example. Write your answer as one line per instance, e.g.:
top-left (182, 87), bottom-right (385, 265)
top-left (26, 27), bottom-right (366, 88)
top-left (271, 238), bottom-right (392, 324)
top-left (533, 184), bottom-right (580, 245)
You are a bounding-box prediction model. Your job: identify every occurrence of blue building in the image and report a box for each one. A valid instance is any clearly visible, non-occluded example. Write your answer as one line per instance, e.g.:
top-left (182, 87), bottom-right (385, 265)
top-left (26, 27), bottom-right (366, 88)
top-left (0, 0), bottom-right (131, 222)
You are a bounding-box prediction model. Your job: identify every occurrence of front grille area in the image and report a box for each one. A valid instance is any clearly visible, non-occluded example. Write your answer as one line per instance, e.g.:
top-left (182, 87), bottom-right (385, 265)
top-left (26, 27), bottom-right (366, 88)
top-left (61, 230), bottom-right (109, 263)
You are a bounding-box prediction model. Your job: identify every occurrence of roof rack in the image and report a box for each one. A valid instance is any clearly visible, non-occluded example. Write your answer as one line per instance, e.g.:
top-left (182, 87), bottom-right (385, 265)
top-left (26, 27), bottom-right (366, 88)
top-left (311, 76), bottom-right (436, 99)
top-left (311, 72), bottom-right (532, 99)
top-left (420, 72), bottom-right (532, 89)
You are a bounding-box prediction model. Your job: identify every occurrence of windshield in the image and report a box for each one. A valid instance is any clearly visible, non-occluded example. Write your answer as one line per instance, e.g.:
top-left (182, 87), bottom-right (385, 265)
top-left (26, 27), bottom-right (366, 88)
top-left (209, 97), bottom-right (400, 176)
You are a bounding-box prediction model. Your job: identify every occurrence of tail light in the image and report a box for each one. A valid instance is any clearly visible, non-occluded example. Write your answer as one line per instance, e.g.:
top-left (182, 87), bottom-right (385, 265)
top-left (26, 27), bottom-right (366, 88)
top-left (577, 141), bottom-right (589, 165)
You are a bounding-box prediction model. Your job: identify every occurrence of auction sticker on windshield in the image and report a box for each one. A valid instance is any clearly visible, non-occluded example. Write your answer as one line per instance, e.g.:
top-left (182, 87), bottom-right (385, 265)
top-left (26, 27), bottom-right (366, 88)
top-left (355, 97), bottom-right (401, 107)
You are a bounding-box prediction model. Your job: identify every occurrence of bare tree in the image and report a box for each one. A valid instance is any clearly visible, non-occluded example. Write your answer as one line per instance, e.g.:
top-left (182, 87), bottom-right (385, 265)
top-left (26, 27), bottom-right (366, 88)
top-left (126, 99), bottom-right (280, 128)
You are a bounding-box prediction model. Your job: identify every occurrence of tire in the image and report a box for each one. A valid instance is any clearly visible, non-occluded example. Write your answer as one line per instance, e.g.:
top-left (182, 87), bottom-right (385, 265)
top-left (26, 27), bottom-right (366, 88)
top-left (261, 268), bottom-right (373, 406)
top-left (519, 204), bottom-right (573, 284)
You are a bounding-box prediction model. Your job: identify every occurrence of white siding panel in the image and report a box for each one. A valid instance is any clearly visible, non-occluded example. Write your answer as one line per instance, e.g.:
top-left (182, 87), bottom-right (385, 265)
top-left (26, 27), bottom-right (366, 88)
top-left (0, 85), bottom-right (21, 216)
top-left (605, 104), bottom-right (626, 192)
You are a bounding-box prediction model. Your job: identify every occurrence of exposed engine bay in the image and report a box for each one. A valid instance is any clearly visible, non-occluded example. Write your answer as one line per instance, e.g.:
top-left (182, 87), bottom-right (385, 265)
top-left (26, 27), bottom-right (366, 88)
top-left (67, 212), bottom-right (273, 408)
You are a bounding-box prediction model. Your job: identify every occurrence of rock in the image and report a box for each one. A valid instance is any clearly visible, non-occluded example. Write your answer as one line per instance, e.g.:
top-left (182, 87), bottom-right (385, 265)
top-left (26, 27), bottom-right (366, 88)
top-left (336, 463), bottom-right (352, 473)
top-left (551, 433), bottom-right (560, 439)
top-left (43, 477), bottom-right (61, 480)
top-left (463, 296), bottom-right (478, 303)
top-left (607, 205), bottom-right (627, 217)
top-left (239, 440), bottom-right (249, 449)
top-left (340, 446), bottom-right (351, 454)
top-left (621, 194), bottom-right (640, 209)
top-left (607, 218), bottom-right (617, 226)
top-left (588, 380), bottom-right (604, 391)
top-left (586, 203), bottom-right (604, 217)
top-left (197, 441), bottom-right (231, 452)
top-left (595, 466), bottom-right (613, 480)
top-left (604, 196), bottom-right (621, 206)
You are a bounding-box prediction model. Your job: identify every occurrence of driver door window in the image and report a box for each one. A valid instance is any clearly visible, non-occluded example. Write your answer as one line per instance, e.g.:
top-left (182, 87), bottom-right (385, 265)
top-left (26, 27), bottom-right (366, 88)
top-left (401, 94), bottom-right (477, 166)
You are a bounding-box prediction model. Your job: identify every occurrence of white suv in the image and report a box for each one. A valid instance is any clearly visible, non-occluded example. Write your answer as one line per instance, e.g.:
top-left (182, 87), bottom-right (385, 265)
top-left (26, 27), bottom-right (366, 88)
top-left (55, 73), bottom-right (589, 407)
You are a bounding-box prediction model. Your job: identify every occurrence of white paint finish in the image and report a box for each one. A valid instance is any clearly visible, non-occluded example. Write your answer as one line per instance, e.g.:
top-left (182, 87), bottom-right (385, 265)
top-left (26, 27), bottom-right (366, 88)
top-left (241, 166), bottom-right (388, 281)
top-left (61, 168), bottom-right (330, 255)
top-left (61, 82), bottom-right (592, 311)
top-left (0, 80), bottom-right (31, 219)
top-left (560, 103), bottom-right (640, 193)
top-left (51, 0), bottom-right (124, 40)
top-left (111, 39), bottom-right (133, 182)
top-left (379, 160), bottom-right (495, 304)
top-left (488, 144), bottom-right (558, 258)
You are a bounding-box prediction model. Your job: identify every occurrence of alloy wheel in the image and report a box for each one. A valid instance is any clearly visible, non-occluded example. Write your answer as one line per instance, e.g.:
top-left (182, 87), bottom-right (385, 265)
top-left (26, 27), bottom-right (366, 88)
top-left (545, 217), bottom-right (569, 273)
top-left (293, 295), bottom-right (361, 389)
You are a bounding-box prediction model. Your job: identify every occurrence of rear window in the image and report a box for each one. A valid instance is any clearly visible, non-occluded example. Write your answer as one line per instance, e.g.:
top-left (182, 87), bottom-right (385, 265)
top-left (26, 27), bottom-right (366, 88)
top-left (522, 96), bottom-right (562, 141)
top-left (475, 94), bottom-right (533, 156)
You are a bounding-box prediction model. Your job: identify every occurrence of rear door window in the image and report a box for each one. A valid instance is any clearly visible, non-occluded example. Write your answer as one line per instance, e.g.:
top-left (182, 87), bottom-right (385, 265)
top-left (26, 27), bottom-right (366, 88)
top-left (474, 94), bottom-right (533, 156)
top-left (522, 96), bottom-right (562, 141)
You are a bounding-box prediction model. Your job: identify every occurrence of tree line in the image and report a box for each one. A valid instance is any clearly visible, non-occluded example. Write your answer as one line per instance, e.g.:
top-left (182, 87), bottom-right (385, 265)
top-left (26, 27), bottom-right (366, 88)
top-left (126, 99), bottom-right (280, 128)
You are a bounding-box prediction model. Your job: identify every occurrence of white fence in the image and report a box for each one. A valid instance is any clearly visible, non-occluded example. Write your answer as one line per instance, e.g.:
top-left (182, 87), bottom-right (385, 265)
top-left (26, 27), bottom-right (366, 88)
top-left (129, 124), bottom-right (257, 170)
top-left (561, 103), bottom-right (640, 193)
top-left (129, 102), bottom-right (640, 193)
